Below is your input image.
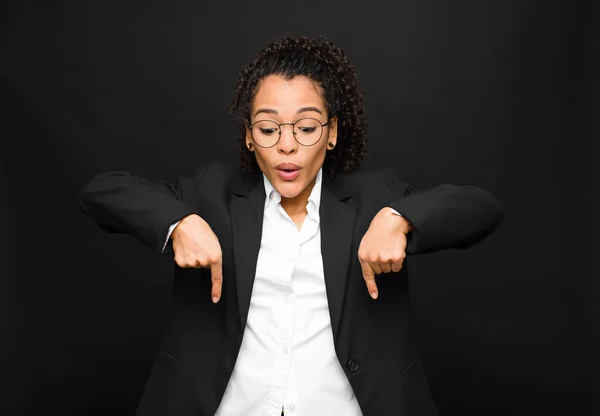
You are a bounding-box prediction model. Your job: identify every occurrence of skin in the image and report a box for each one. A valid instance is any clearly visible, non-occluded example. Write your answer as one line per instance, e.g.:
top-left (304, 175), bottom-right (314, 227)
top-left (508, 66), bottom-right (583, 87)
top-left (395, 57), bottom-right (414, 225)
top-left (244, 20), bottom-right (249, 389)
top-left (245, 75), bottom-right (337, 229)
top-left (171, 74), bottom-right (413, 303)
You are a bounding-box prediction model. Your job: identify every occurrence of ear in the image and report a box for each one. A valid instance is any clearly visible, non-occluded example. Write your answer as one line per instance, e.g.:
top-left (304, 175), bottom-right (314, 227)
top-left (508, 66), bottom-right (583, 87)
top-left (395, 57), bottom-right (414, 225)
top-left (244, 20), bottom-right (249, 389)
top-left (245, 126), bottom-right (253, 151)
top-left (327, 116), bottom-right (338, 147)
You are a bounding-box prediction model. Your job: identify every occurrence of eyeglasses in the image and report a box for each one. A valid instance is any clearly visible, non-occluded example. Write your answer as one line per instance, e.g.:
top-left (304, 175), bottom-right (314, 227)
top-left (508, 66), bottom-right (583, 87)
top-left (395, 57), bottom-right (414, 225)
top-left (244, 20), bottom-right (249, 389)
top-left (249, 118), bottom-right (330, 148)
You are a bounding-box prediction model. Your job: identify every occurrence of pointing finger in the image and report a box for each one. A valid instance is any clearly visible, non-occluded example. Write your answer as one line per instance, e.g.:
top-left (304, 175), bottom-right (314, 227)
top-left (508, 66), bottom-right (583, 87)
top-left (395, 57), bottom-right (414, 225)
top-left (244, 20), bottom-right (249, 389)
top-left (210, 259), bottom-right (223, 303)
top-left (360, 259), bottom-right (378, 300)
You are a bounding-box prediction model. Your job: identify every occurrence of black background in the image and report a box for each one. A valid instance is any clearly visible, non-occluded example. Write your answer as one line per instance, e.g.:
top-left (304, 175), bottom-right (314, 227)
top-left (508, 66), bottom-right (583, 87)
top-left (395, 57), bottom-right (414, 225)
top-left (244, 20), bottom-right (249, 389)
top-left (1, 1), bottom-right (598, 415)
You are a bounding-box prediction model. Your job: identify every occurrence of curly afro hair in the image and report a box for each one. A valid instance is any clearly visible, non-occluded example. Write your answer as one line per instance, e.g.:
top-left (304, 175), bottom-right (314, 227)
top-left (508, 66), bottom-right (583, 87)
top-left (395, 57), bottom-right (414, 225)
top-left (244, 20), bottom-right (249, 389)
top-left (229, 36), bottom-right (369, 175)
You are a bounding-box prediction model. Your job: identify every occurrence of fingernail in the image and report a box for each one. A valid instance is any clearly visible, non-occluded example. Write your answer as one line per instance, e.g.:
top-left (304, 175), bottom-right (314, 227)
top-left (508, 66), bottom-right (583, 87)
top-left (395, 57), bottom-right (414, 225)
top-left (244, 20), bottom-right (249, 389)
top-left (212, 296), bottom-right (219, 303)
top-left (371, 292), bottom-right (378, 299)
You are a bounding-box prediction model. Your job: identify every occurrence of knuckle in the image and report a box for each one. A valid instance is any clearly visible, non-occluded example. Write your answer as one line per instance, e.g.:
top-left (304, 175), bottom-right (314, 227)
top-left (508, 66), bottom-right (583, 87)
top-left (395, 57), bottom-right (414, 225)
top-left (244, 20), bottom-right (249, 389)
top-left (176, 256), bottom-right (192, 268)
top-left (391, 252), bottom-right (405, 262)
top-left (208, 253), bottom-right (221, 264)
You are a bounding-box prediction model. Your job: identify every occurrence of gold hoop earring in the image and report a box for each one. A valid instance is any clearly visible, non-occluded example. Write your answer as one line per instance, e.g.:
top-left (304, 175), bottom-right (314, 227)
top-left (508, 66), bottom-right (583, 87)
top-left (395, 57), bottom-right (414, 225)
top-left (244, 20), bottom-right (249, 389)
top-left (247, 143), bottom-right (253, 151)
top-left (327, 141), bottom-right (335, 149)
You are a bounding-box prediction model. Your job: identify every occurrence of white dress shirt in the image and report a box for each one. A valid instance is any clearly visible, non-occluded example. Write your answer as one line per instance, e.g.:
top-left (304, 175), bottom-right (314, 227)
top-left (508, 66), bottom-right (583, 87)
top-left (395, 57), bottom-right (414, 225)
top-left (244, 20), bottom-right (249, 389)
top-left (164, 169), bottom-right (404, 415)
top-left (216, 168), bottom-right (362, 416)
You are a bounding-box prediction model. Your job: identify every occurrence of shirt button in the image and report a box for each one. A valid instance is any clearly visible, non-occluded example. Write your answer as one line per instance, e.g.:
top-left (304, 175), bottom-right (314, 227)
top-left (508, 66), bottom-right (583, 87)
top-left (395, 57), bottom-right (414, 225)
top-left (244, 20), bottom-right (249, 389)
top-left (283, 347), bottom-right (288, 354)
top-left (289, 405), bottom-right (295, 412)
top-left (348, 358), bottom-right (360, 372)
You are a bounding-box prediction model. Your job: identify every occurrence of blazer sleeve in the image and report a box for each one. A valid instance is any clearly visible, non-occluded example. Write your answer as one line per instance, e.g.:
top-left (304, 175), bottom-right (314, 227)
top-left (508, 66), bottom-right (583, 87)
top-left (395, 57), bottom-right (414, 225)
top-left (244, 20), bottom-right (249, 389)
top-left (77, 163), bottom-right (211, 254)
top-left (381, 166), bottom-right (505, 254)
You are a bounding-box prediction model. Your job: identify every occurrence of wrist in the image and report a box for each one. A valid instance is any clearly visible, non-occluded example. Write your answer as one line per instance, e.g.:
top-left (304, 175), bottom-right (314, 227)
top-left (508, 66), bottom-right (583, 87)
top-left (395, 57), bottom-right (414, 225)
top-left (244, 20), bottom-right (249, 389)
top-left (172, 214), bottom-right (196, 239)
top-left (171, 223), bottom-right (182, 240)
top-left (386, 207), bottom-right (413, 234)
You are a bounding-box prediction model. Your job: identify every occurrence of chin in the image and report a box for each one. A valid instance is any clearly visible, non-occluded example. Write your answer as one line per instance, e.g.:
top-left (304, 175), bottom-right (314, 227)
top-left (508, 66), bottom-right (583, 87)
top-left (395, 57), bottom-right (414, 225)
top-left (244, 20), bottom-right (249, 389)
top-left (274, 181), bottom-right (304, 199)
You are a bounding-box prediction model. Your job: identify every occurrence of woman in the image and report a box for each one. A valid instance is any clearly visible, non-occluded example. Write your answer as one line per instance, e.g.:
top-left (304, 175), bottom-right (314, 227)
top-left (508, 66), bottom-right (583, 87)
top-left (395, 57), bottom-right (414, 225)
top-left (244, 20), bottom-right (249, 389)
top-left (79, 36), bottom-right (503, 416)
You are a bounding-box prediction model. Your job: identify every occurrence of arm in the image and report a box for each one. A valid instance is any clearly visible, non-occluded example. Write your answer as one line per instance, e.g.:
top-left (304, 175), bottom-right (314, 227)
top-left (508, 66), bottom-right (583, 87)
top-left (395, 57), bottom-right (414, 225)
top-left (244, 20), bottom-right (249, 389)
top-left (381, 166), bottom-right (504, 254)
top-left (78, 164), bottom-right (211, 254)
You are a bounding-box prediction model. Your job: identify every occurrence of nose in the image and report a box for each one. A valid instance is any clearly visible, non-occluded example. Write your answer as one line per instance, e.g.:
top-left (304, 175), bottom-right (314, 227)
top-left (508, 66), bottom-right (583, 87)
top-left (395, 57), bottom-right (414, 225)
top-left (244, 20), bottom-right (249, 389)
top-left (277, 124), bottom-right (298, 154)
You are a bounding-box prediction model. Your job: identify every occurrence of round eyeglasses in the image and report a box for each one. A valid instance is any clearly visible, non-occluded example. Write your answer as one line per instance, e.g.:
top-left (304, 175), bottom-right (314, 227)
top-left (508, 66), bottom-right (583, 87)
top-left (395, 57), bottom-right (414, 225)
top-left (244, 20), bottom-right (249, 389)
top-left (249, 118), bottom-right (330, 148)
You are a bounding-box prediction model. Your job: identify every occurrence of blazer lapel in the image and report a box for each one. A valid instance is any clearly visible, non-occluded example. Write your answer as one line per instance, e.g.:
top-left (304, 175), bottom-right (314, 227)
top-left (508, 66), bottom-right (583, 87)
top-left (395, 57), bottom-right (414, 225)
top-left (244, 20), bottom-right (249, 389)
top-left (320, 173), bottom-right (356, 342)
top-left (230, 170), bottom-right (265, 330)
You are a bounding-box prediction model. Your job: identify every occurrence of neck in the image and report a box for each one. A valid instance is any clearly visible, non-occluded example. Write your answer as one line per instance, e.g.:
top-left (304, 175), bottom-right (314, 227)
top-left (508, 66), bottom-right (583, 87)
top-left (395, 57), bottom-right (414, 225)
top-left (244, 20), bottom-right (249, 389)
top-left (280, 176), bottom-right (317, 216)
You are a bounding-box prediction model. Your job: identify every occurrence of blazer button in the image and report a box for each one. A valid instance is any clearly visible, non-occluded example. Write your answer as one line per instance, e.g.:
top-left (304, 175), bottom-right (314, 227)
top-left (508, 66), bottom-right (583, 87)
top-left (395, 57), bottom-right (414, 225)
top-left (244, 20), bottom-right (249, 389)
top-left (348, 359), bottom-right (360, 373)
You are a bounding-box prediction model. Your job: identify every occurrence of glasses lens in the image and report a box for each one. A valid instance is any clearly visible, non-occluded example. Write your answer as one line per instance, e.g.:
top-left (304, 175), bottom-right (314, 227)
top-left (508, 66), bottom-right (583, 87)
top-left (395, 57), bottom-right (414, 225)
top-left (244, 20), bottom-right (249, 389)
top-left (294, 118), bottom-right (323, 146)
top-left (252, 120), bottom-right (280, 147)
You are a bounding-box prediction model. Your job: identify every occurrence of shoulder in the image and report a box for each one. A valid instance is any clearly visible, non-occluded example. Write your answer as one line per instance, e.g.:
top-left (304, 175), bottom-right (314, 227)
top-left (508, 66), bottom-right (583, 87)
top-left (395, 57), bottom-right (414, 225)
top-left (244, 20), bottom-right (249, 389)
top-left (332, 165), bottom-right (399, 189)
top-left (377, 165), bottom-right (411, 192)
top-left (176, 161), bottom-right (236, 191)
top-left (197, 161), bottom-right (261, 194)
top-left (327, 165), bottom-right (412, 202)
top-left (202, 161), bottom-right (236, 180)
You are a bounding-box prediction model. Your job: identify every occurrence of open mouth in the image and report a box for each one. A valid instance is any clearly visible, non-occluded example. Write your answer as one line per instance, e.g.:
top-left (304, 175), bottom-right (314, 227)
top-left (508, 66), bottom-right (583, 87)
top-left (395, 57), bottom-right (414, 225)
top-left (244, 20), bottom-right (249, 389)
top-left (275, 163), bottom-right (301, 180)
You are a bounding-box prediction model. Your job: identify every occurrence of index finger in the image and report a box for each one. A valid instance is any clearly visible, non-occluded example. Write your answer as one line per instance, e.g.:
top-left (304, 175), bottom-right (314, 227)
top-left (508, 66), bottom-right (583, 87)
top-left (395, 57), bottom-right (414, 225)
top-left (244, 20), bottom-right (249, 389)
top-left (359, 259), bottom-right (378, 300)
top-left (210, 259), bottom-right (223, 303)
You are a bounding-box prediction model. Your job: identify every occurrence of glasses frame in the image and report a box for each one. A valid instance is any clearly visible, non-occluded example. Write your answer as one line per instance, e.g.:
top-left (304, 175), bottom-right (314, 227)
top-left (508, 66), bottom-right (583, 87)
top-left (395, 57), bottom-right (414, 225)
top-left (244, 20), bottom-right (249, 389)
top-left (248, 117), bottom-right (331, 148)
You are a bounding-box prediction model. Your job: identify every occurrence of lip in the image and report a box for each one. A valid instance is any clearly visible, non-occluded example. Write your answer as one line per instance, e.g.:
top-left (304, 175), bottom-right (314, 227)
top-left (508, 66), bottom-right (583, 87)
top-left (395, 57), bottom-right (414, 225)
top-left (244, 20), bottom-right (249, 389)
top-left (275, 163), bottom-right (301, 181)
top-left (275, 163), bottom-right (300, 171)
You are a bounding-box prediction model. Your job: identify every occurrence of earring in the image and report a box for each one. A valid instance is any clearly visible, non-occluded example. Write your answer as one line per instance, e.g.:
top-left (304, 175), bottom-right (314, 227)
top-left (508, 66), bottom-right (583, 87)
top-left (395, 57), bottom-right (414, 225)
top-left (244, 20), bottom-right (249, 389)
top-left (327, 141), bottom-right (335, 149)
top-left (247, 143), bottom-right (253, 150)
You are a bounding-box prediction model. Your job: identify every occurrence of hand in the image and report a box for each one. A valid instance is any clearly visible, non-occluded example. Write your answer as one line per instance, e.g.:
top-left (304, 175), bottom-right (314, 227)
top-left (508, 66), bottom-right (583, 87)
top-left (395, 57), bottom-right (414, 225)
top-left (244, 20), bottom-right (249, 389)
top-left (171, 214), bottom-right (223, 303)
top-left (358, 207), bottom-right (412, 300)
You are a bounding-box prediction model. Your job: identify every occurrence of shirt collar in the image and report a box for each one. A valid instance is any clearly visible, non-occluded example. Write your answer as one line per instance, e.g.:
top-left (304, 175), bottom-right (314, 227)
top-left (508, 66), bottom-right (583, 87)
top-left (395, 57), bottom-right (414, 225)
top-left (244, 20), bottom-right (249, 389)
top-left (263, 168), bottom-right (323, 214)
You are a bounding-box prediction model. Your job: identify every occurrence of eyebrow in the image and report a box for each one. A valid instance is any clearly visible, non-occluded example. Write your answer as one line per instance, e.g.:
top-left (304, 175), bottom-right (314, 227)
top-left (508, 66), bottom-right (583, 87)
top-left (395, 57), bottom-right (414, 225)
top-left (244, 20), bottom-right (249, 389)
top-left (253, 106), bottom-right (324, 117)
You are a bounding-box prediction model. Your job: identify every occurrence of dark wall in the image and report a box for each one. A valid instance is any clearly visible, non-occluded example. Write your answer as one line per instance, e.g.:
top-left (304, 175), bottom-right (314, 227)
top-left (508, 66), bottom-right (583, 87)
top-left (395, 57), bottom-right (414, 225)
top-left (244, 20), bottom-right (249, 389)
top-left (1, 1), bottom-right (596, 415)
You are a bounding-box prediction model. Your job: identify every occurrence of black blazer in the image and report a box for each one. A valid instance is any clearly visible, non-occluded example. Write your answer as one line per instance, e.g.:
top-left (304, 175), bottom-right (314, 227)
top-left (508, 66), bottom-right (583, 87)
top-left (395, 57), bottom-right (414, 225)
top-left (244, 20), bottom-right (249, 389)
top-left (78, 162), bottom-right (504, 416)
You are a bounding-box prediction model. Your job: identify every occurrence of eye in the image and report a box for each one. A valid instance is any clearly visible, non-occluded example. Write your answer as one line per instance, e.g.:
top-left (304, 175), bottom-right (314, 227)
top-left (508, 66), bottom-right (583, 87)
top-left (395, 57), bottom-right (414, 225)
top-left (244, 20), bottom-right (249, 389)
top-left (298, 126), bottom-right (317, 134)
top-left (259, 127), bottom-right (278, 135)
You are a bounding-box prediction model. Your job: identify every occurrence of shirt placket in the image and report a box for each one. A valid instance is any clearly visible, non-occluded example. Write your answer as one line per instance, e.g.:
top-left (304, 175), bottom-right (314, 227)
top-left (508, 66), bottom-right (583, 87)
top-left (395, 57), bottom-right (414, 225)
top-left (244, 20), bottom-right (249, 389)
top-left (267, 205), bottom-right (298, 415)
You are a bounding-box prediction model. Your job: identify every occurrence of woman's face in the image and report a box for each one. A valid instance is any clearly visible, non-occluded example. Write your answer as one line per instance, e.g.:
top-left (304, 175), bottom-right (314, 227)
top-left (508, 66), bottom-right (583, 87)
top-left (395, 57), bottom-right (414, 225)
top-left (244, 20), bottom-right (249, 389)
top-left (246, 75), bottom-right (337, 203)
